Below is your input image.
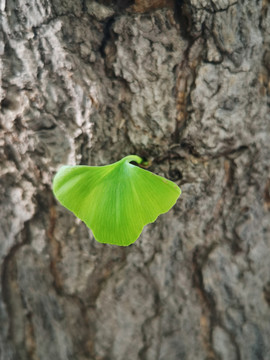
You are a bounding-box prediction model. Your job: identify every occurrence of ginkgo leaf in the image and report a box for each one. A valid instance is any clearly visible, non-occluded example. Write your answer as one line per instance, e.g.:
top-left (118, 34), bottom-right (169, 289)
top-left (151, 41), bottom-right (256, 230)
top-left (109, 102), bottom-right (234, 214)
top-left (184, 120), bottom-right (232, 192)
top-left (53, 155), bottom-right (181, 246)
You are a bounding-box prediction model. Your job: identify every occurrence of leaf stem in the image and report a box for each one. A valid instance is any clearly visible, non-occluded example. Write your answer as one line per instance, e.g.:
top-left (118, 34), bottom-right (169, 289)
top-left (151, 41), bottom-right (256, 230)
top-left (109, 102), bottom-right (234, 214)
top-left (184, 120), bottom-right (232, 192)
top-left (122, 155), bottom-right (143, 165)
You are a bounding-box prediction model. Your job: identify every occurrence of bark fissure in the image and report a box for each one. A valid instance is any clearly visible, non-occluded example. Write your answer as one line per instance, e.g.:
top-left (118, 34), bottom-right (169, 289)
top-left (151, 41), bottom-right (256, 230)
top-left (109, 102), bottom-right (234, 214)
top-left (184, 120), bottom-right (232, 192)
top-left (1, 220), bottom-right (32, 360)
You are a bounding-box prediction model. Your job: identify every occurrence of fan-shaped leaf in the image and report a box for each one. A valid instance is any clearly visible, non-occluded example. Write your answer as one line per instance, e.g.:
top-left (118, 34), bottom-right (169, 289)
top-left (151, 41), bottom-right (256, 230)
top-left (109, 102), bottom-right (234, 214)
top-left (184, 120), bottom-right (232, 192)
top-left (53, 155), bottom-right (181, 246)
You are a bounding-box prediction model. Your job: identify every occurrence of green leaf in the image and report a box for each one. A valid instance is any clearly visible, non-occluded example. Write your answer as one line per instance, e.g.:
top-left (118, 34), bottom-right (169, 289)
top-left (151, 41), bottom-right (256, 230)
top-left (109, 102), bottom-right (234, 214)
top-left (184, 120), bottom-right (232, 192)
top-left (53, 155), bottom-right (181, 246)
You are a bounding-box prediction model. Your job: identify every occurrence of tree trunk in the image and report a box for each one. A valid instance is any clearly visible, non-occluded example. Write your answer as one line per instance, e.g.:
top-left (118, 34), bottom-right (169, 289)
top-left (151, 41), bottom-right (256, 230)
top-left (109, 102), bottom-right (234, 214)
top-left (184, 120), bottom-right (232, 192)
top-left (1, 1), bottom-right (270, 359)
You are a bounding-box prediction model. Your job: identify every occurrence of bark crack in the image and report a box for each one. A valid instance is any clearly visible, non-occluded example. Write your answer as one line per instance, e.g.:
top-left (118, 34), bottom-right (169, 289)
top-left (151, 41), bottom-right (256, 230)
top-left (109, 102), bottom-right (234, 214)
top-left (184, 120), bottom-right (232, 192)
top-left (192, 244), bottom-right (241, 360)
top-left (137, 266), bottom-right (162, 360)
top-left (174, 24), bottom-right (205, 141)
top-left (1, 220), bottom-right (36, 359)
top-left (191, 1), bottom-right (238, 14)
top-left (47, 193), bottom-right (63, 294)
top-left (192, 244), bottom-right (220, 360)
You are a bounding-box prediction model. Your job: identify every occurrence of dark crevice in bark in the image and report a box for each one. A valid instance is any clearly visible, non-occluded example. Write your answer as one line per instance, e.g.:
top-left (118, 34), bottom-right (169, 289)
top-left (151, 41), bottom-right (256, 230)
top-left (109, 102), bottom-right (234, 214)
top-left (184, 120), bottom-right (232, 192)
top-left (66, 294), bottom-right (98, 359)
top-left (100, 17), bottom-right (117, 60)
top-left (127, 0), bottom-right (175, 13)
top-left (137, 267), bottom-right (162, 360)
top-left (263, 282), bottom-right (270, 307)
top-left (174, 1), bottom-right (192, 39)
top-left (47, 192), bottom-right (64, 294)
top-left (1, 220), bottom-right (32, 360)
top-left (168, 166), bottom-right (183, 181)
top-left (264, 178), bottom-right (270, 211)
top-left (192, 244), bottom-right (220, 360)
top-left (173, 17), bottom-right (205, 142)
top-left (192, 243), bottom-right (242, 360)
top-left (85, 248), bottom-right (128, 307)
top-left (34, 188), bottom-right (65, 296)
top-left (97, 0), bottom-right (134, 12)
top-left (190, 1), bottom-right (238, 14)
top-left (78, 132), bottom-right (92, 165)
top-left (166, 143), bottom-right (249, 163)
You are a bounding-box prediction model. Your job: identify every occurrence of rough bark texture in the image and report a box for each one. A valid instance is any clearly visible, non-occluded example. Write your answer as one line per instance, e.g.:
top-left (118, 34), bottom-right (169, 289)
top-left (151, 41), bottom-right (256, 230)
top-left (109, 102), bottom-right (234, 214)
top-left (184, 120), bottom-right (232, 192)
top-left (1, 1), bottom-right (270, 359)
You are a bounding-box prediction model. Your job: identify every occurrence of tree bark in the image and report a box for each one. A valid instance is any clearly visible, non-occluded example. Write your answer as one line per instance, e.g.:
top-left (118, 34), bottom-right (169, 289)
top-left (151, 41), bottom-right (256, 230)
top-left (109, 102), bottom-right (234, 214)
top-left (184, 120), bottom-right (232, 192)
top-left (1, 1), bottom-right (270, 359)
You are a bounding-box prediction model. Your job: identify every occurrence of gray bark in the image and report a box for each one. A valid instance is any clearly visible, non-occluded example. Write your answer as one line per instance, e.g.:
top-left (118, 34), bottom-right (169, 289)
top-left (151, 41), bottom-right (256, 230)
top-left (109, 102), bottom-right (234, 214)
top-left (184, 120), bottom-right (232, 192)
top-left (1, 1), bottom-right (270, 359)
